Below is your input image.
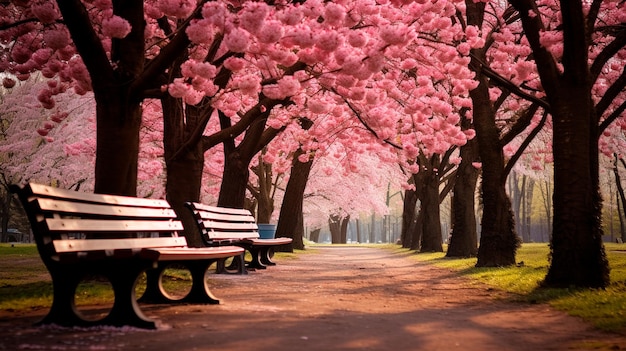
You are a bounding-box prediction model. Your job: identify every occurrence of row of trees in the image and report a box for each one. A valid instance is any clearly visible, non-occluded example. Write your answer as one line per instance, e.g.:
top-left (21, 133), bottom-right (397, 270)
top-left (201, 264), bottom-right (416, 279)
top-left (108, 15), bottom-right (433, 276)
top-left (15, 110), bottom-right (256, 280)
top-left (1, 0), bottom-right (626, 288)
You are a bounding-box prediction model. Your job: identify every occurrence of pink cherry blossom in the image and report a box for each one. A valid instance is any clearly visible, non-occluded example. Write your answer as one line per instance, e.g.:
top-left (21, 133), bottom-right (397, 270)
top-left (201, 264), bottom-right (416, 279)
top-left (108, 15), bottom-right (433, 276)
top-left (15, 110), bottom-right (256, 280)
top-left (224, 27), bottom-right (250, 53)
top-left (102, 15), bottom-right (132, 39)
top-left (157, 0), bottom-right (195, 18)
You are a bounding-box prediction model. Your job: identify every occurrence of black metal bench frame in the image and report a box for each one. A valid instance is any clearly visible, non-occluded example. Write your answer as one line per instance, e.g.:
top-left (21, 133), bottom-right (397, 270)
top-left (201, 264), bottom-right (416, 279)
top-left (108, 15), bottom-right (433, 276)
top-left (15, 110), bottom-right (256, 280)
top-left (11, 183), bottom-right (245, 329)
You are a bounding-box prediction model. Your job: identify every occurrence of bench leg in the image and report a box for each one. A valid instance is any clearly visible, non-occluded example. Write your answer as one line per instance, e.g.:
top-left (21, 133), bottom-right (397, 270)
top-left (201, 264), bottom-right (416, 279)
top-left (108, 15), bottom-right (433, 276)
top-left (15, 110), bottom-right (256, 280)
top-left (138, 266), bottom-right (169, 304)
top-left (246, 247), bottom-right (267, 270)
top-left (140, 261), bottom-right (221, 304)
top-left (216, 254), bottom-right (247, 275)
top-left (183, 260), bottom-right (221, 304)
top-left (42, 262), bottom-right (158, 329)
top-left (104, 264), bottom-right (158, 329)
top-left (38, 270), bottom-right (86, 327)
top-left (259, 247), bottom-right (277, 266)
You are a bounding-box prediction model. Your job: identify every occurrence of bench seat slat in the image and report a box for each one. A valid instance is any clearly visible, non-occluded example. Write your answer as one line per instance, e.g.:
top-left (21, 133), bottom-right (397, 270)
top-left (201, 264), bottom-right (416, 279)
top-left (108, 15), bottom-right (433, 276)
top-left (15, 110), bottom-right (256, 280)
top-left (53, 237), bottom-right (188, 252)
top-left (154, 247), bottom-right (245, 261)
top-left (208, 231), bottom-right (260, 240)
top-left (244, 237), bottom-right (293, 246)
top-left (37, 198), bottom-right (177, 218)
top-left (45, 218), bottom-right (183, 232)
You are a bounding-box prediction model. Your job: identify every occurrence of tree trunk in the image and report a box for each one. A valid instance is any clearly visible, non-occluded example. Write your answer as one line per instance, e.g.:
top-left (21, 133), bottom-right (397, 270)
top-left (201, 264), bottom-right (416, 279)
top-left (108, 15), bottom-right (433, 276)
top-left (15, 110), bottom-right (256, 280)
top-left (469, 51), bottom-right (518, 266)
top-left (544, 88), bottom-right (608, 287)
top-left (509, 0), bottom-right (609, 287)
top-left (510, 172), bottom-right (523, 240)
top-left (340, 215), bottom-right (350, 243)
top-left (329, 214), bottom-right (342, 244)
top-left (310, 228), bottom-right (321, 243)
top-left (1, 185), bottom-right (11, 243)
top-left (255, 159), bottom-right (274, 224)
top-left (447, 128), bottom-right (479, 257)
top-left (275, 150), bottom-right (314, 251)
top-left (162, 98), bottom-right (205, 247)
top-left (56, 1), bottom-right (147, 197)
top-left (409, 207), bottom-right (423, 251)
top-left (523, 178), bottom-right (535, 242)
top-left (419, 165), bottom-right (443, 252)
top-left (614, 155), bottom-right (626, 242)
top-left (400, 187), bottom-right (418, 248)
top-left (93, 92), bottom-right (142, 196)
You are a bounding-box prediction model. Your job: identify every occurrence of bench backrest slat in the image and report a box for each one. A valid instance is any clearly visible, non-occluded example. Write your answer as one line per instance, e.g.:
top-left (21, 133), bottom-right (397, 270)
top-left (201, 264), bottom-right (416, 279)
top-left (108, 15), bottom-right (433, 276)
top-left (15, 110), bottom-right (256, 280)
top-left (197, 211), bottom-right (257, 223)
top-left (191, 202), bottom-right (252, 216)
top-left (200, 221), bottom-right (257, 231)
top-left (37, 198), bottom-right (178, 219)
top-left (28, 183), bottom-right (171, 208)
top-left (45, 218), bottom-right (183, 233)
top-left (53, 237), bottom-right (187, 253)
top-left (186, 202), bottom-right (260, 242)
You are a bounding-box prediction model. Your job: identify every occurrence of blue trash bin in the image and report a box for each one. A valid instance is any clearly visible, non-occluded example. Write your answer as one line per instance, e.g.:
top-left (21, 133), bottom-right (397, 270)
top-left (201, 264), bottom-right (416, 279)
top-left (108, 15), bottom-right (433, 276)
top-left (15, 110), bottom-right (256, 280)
top-left (257, 224), bottom-right (276, 239)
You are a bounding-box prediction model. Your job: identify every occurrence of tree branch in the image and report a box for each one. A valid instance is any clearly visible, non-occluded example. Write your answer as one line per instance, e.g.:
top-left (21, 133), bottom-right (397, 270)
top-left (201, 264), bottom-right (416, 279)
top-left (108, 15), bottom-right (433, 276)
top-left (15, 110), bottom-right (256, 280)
top-left (595, 66), bottom-right (626, 120)
top-left (55, 0), bottom-right (114, 90)
top-left (469, 52), bottom-right (549, 110)
top-left (503, 109), bottom-right (548, 177)
top-left (500, 102), bottom-right (540, 145)
top-left (598, 99), bottom-right (626, 136)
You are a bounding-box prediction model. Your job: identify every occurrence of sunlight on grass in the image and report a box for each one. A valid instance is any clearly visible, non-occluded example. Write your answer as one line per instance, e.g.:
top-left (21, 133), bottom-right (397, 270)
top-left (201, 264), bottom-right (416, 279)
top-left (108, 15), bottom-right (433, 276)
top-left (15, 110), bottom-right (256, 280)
top-left (403, 242), bottom-right (626, 333)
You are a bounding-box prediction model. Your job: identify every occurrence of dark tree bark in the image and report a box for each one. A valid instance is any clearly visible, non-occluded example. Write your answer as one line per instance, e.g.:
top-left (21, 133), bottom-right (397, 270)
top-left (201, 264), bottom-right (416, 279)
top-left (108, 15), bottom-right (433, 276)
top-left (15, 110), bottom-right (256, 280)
top-left (400, 187), bottom-right (418, 248)
top-left (447, 121), bottom-right (480, 257)
top-left (614, 155), bottom-right (626, 243)
top-left (328, 215), bottom-right (350, 244)
top-left (472, 71), bottom-right (518, 266)
top-left (254, 159), bottom-right (275, 224)
top-left (419, 162), bottom-right (443, 252)
top-left (329, 214), bottom-right (342, 244)
top-left (340, 215), bottom-right (350, 243)
top-left (161, 95), bottom-right (205, 247)
top-left (310, 228), bottom-right (321, 243)
top-left (217, 110), bottom-right (267, 208)
top-left (275, 141), bottom-right (314, 250)
top-left (55, 1), bottom-right (146, 196)
top-left (465, 1), bottom-right (519, 267)
top-left (509, 0), bottom-right (609, 287)
top-left (216, 95), bottom-right (292, 209)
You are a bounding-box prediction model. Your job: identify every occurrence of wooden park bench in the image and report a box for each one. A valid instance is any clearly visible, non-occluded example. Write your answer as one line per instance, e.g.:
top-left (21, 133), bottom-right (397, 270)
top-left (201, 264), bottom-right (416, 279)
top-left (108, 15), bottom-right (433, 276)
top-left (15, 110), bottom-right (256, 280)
top-left (186, 202), bottom-right (292, 273)
top-left (10, 183), bottom-right (245, 329)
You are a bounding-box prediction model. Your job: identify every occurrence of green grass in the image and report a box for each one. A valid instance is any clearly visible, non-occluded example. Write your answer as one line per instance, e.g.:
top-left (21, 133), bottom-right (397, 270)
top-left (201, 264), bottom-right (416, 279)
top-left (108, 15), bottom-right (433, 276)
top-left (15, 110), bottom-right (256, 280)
top-left (404, 243), bottom-right (626, 333)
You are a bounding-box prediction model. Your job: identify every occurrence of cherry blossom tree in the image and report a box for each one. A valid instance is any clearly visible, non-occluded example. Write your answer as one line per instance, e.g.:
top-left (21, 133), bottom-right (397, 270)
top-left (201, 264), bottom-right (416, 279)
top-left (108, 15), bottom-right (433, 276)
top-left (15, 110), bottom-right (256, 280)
top-left (451, 1), bottom-right (548, 266)
top-left (503, 0), bottom-right (626, 287)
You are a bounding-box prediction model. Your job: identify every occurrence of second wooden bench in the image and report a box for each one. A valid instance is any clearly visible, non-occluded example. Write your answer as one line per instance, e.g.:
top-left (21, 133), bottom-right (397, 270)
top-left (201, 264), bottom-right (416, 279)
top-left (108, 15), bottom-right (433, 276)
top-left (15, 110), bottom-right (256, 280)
top-left (186, 202), bottom-right (293, 273)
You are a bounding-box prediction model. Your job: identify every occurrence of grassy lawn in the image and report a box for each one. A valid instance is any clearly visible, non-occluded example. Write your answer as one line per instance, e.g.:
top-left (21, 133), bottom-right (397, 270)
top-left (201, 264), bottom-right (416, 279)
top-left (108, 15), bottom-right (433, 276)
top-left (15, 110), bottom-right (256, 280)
top-left (403, 243), bottom-right (626, 333)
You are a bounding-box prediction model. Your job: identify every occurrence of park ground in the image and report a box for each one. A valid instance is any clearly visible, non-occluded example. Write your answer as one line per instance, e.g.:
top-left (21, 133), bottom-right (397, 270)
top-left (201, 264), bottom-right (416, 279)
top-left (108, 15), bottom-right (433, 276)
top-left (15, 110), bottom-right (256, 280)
top-left (0, 246), bottom-right (625, 351)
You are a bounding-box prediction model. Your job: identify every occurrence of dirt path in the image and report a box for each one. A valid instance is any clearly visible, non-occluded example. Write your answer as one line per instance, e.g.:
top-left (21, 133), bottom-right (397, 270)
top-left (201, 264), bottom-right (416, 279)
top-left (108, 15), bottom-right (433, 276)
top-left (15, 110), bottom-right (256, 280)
top-left (1, 246), bottom-right (625, 351)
